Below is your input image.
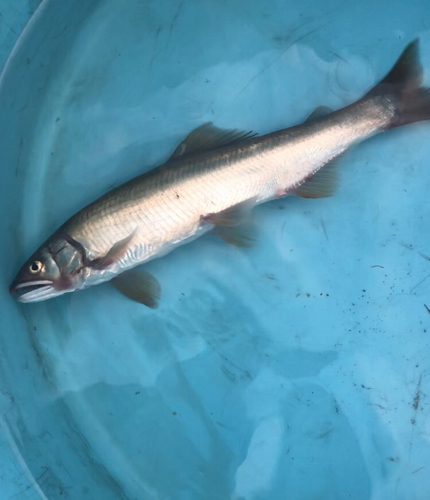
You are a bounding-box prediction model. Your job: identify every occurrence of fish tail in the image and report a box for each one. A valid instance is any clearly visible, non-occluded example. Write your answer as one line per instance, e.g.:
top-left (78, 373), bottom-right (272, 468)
top-left (369, 39), bottom-right (430, 129)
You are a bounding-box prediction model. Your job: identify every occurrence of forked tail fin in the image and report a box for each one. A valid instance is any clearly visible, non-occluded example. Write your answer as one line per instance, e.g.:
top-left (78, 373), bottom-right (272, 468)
top-left (369, 39), bottom-right (430, 128)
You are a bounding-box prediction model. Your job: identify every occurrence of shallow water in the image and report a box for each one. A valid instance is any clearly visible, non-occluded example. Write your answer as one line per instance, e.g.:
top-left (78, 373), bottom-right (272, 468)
top-left (1, 0), bottom-right (430, 498)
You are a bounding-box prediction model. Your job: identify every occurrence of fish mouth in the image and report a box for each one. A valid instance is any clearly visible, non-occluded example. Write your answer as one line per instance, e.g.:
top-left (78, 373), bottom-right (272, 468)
top-left (10, 280), bottom-right (56, 303)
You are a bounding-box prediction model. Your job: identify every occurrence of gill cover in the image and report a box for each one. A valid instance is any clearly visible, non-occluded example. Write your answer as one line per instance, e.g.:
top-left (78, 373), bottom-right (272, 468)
top-left (10, 235), bottom-right (85, 302)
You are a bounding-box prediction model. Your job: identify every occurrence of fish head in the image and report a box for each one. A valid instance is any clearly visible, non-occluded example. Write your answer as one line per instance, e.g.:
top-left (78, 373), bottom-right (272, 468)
top-left (10, 235), bottom-right (85, 303)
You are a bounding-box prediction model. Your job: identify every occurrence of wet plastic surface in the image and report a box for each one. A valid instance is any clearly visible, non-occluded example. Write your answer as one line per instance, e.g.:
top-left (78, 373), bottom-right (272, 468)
top-left (1, 0), bottom-right (430, 498)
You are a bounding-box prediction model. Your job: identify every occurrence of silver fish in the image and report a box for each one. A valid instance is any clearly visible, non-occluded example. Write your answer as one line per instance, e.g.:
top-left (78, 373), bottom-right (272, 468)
top-left (10, 40), bottom-right (430, 307)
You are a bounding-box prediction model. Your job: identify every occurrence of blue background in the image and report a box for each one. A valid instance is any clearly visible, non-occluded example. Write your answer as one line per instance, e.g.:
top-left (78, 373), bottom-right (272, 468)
top-left (1, 0), bottom-right (430, 498)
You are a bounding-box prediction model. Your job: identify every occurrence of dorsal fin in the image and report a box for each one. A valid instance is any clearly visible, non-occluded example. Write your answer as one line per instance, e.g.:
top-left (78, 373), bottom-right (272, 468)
top-left (305, 106), bottom-right (333, 123)
top-left (170, 123), bottom-right (258, 160)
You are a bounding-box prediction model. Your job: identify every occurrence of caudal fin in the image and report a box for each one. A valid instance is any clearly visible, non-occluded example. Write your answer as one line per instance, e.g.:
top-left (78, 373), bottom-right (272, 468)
top-left (370, 39), bottom-right (430, 128)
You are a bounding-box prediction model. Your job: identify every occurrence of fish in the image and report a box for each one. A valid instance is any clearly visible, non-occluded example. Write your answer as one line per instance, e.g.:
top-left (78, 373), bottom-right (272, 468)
top-left (9, 39), bottom-right (430, 307)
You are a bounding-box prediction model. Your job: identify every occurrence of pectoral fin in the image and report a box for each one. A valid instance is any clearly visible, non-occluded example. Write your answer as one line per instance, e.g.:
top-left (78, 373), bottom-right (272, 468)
top-left (112, 269), bottom-right (161, 308)
top-left (203, 198), bottom-right (256, 247)
top-left (92, 230), bottom-right (136, 270)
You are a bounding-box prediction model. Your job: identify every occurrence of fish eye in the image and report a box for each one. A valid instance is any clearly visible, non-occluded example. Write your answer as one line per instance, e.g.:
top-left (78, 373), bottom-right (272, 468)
top-left (29, 261), bottom-right (43, 274)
